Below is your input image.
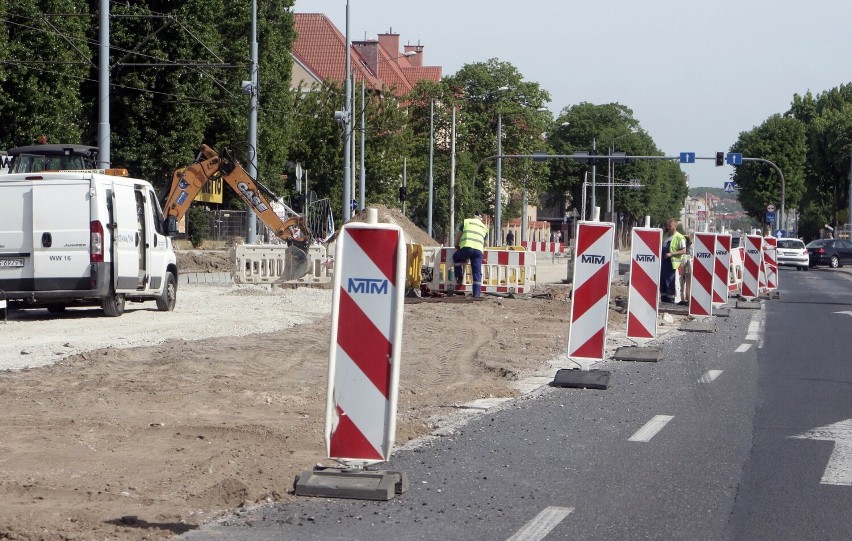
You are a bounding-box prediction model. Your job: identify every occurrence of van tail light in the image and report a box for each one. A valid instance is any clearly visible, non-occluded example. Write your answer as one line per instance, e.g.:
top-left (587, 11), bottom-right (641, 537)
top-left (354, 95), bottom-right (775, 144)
top-left (90, 221), bottom-right (104, 262)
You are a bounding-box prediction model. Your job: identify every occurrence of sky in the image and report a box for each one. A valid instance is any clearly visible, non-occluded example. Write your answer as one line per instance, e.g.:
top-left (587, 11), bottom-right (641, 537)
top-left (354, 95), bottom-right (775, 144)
top-left (297, 0), bottom-right (852, 188)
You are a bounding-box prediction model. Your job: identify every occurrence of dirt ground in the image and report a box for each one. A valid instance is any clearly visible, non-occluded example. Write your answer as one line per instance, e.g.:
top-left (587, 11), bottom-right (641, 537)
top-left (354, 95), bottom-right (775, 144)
top-left (0, 250), bottom-right (632, 540)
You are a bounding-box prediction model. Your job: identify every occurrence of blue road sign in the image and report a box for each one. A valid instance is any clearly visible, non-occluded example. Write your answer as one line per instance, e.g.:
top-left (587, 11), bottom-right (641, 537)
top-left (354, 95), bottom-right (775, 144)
top-left (679, 152), bottom-right (695, 164)
top-left (726, 153), bottom-right (743, 165)
top-left (774, 229), bottom-right (787, 237)
top-left (766, 211), bottom-right (776, 224)
top-left (350, 199), bottom-right (358, 211)
top-left (723, 181), bottom-right (735, 193)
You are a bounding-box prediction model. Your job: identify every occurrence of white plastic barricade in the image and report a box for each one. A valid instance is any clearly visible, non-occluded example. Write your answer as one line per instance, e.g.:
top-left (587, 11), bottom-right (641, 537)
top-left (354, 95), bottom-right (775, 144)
top-left (521, 241), bottom-right (567, 254)
top-left (430, 248), bottom-right (536, 295)
top-left (713, 234), bottom-right (732, 306)
top-left (233, 244), bottom-right (332, 285)
top-left (326, 222), bottom-right (406, 465)
top-left (763, 236), bottom-right (778, 290)
top-left (688, 233), bottom-right (716, 317)
top-left (626, 227), bottom-right (663, 342)
top-left (567, 222), bottom-right (615, 364)
top-left (742, 235), bottom-right (763, 300)
top-left (729, 246), bottom-right (744, 294)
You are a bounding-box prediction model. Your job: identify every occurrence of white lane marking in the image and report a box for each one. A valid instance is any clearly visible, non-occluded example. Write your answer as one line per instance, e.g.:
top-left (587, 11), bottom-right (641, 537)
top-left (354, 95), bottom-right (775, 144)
top-left (629, 415), bottom-right (674, 442)
top-left (735, 343), bottom-right (752, 353)
top-left (505, 506), bottom-right (574, 541)
top-left (834, 311), bottom-right (852, 318)
top-left (791, 419), bottom-right (852, 486)
top-left (698, 370), bottom-right (723, 383)
top-left (747, 319), bottom-right (760, 333)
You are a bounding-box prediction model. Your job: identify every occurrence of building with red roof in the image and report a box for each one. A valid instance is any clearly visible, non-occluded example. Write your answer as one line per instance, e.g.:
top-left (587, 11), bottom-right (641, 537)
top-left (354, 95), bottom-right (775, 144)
top-left (291, 13), bottom-right (442, 96)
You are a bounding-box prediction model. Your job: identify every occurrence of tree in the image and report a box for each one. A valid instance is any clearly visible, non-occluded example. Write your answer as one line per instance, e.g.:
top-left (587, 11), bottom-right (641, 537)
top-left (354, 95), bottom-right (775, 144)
top-left (787, 83), bottom-right (852, 237)
top-left (730, 114), bottom-right (807, 223)
top-left (547, 102), bottom-right (686, 226)
top-left (441, 60), bottom-right (552, 224)
top-left (0, 0), bottom-right (91, 149)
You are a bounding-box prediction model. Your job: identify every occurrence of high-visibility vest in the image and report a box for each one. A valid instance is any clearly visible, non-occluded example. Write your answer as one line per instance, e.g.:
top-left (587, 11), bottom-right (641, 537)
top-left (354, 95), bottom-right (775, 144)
top-left (667, 232), bottom-right (687, 269)
top-left (460, 218), bottom-right (488, 251)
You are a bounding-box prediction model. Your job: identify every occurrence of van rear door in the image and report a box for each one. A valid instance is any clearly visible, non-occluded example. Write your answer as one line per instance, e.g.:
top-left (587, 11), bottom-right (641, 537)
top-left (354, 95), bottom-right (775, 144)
top-left (0, 180), bottom-right (34, 290)
top-left (31, 177), bottom-right (92, 291)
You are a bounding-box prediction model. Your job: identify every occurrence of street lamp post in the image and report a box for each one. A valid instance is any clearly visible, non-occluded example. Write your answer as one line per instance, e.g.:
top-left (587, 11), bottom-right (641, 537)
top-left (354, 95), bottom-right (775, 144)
top-left (494, 86), bottom-right (509, 246)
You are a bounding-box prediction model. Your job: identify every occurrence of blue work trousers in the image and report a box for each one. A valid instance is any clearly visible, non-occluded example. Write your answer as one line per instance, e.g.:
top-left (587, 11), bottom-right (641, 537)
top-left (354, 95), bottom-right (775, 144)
top-left (453, 247), bottom-right (483, 297)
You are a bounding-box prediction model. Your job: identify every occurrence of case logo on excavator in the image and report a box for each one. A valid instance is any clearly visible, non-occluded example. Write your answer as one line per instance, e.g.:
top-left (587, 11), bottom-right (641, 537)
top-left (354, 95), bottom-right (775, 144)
top-left (347, 277), bottom-right (388, 295)
top-left (236, 182), bottom-right (269, 213)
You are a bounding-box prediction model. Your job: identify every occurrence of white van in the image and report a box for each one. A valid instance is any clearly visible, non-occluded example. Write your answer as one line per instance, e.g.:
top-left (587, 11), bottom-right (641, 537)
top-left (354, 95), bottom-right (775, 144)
top-left (0, 171), bottom-right (178, 316)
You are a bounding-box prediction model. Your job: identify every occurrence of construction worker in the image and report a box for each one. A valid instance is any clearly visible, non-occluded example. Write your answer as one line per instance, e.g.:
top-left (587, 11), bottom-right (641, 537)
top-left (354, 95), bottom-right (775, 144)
top-left (453, 210), bottom-right (488, 297)
top-left (660, 217), bottom-right (687, 303)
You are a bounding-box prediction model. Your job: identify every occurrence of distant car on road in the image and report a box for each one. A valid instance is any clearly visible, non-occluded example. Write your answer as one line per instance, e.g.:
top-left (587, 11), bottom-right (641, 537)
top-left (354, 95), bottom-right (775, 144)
top-left (806, 238), bottom-right (852, 268)
top-left (776, 238), bottom-right (809, 271)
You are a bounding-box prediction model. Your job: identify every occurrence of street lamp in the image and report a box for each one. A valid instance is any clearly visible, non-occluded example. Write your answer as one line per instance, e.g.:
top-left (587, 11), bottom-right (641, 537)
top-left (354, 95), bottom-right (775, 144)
top-left (358, 51), bottom-right (416, 211)
top-left (606, 129), bottom-right (637, 222)
top-left (495, 86), bottom-right (509, 245)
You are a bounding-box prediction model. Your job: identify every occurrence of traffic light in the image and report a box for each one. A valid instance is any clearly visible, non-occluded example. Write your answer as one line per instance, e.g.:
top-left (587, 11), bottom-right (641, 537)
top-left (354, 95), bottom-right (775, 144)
top-left (715, 152), bottom-right (725, 167)
top-left (398, 185), bottom-right (407, 202)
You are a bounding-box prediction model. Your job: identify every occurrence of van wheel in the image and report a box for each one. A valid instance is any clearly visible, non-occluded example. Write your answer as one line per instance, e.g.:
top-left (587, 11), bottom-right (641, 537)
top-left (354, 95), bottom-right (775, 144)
top-left (156, 272), bottom-right (177, 312)
top-left (102, 291), bottom-right (126, 317)
top-left (47, 304), bottom-right (67, 313)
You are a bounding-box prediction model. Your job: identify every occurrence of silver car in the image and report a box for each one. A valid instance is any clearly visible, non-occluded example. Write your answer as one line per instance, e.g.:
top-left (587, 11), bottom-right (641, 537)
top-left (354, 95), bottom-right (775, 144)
top-left (776, 238), bottom-right (809, 270)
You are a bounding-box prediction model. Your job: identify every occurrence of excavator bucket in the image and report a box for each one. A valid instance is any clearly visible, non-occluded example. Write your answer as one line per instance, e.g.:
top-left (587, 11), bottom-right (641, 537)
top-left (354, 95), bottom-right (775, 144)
top-left (281, 245), bottom-right (310, 282)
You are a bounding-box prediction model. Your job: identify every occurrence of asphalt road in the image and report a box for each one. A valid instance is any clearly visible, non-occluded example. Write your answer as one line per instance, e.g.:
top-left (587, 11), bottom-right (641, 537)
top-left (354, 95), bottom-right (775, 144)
top-left (181, 266), bottom-right (852, 541)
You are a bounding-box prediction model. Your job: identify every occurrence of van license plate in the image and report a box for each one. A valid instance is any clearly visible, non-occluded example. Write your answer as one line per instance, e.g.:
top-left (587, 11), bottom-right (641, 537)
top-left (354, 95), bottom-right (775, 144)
top-left (0, 258), bottom-right (24, 268)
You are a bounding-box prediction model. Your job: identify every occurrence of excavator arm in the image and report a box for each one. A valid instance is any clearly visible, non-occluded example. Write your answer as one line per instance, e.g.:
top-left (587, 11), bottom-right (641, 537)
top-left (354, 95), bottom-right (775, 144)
top-left (161, 144), bottom-right (312, 279)
top-left (162, 144), bottom-right (311, 249)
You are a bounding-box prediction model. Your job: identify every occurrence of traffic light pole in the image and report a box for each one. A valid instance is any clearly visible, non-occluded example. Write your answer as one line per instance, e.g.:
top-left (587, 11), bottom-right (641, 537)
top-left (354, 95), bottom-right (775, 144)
top-left (473, 153), bottom-right (786, 232)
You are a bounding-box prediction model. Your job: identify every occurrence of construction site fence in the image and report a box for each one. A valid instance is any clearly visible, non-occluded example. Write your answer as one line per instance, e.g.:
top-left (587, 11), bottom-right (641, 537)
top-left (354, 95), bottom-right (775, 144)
top-left (231, 243), bottom-right (332, 285)
top-left (429, 247), bottom-right (537, 295)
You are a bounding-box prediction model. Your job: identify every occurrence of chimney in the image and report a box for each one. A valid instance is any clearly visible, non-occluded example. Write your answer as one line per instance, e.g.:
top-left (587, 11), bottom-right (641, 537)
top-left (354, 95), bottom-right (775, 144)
top-left (353, 40), bottom-right (379, 75)
top-left (378, 30), bottom-right (400, 60)
top-left (404, 44), bottom-right (424, 67)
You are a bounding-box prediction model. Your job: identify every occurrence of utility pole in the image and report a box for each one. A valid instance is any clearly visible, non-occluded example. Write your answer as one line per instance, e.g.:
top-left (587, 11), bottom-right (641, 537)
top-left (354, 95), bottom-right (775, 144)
top-left (428, 99), bottom-right (434, 238)
top-left (244, 0), bottom-right (259, 243)
top-left (97, 0), bottom-right (110, 168)
top-left (342, 1), bottom-right (352, 223)
top-left (359, 80), bottom-right (365, 211)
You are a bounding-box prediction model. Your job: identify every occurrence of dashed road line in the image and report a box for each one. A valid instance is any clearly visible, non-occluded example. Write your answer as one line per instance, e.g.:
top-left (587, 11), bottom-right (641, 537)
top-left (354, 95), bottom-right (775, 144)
top-left (629, 415), bottom-right (674, 442)
top-left (505, 506), bottom-right (574, 541)
top-left (735, 343), bottom-right (752, 353)
top-left (698, 370), bottom-right (723, 383)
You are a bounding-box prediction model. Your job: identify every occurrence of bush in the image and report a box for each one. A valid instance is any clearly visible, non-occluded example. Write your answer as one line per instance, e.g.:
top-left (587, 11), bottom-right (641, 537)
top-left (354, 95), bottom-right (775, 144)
top-left (187, 206), bottom-right (211, 248)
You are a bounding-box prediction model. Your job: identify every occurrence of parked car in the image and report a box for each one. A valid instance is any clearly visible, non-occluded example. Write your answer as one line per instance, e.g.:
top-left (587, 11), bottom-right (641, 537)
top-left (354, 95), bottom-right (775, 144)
top-left (806, 238), bottom-right (852, 268)
top-left (776, 238), bottom-right (809, 270)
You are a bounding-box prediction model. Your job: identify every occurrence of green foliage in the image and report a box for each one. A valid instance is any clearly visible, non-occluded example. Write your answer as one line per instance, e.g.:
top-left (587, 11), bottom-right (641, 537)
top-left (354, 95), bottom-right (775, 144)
top-left (787, 83), bottom-right (852, 230)
top-left (0, 0), bottom-right (91, 149)
top-left (730, 114), bottom-right (806, 220)
top-left (186, 205), bottom-right (210, 248)
top-left (547, 102), bottom-right (686, 226)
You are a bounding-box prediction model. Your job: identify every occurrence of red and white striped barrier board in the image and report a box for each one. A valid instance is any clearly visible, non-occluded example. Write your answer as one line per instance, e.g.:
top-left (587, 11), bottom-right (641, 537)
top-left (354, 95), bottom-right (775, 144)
top-left (763, 236), bottom-right (778, 290)
top-left (521, 241), bottom-right (567, 253)
top-left (729, 246), bottom-right (745, 293)
top-left (626, 227), bottom-right (662, 341)
top-left (567, 222), bottom-right (615, 362)
top-left (326, 222), bottom-right (406, 465)
top-left (713, 234), bottom-right (732, 306)
top-left (431, 248), bottom-right (536, 294)
top-left (742, 235), bottom-right (763, 300)
top-left (688, 233), bottom-right (716, 317)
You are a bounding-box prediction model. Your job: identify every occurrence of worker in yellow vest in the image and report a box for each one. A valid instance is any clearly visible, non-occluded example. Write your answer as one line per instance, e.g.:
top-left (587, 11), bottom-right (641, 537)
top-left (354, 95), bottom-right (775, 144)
top-left (453, 210), bottom-right (489, 297)
top-left (660, 218), bottom-right (687, 303)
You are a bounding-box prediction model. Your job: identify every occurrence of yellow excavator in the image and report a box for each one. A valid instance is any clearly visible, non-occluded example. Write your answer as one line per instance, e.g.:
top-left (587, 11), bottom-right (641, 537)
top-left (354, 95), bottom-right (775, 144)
top-left (161, 144), bottom-right (311, 280)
